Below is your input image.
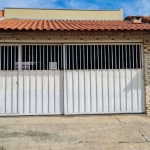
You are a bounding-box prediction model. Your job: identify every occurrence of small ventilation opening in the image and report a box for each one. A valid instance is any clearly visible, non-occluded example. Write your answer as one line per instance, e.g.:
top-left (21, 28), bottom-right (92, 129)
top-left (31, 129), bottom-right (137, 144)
top-left (131, 16), bottom-right (142, 24)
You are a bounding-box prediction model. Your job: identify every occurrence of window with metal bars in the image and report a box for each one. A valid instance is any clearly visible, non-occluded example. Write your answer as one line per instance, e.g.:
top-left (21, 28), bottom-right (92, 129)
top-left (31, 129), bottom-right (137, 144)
top-left (65, 45), bottom-right (142, 70)
top-left (0, 44), bottom-right (142, 71)
top-left (0, 46), bottom-right (18, 70)
top-left (21, 45), bottom-right (63, 70)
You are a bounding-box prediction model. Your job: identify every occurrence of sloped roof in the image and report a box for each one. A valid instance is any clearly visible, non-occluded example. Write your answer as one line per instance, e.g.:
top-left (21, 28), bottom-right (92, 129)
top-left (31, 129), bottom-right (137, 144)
top-left (0, 19), bottom-right (150, 31)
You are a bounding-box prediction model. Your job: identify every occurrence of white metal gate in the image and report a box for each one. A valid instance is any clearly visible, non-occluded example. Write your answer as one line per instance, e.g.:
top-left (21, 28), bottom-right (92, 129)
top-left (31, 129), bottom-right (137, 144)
top-left (64, 44), bottom-right (144, 114)
top-left (0, 43), bottom-right (145, 115)
top-left (0, 45), bottom-right (64, 115)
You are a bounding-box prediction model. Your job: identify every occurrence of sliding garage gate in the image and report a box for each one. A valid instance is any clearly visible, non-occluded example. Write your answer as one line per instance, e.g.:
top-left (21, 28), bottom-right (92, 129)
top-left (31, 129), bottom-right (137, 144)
top-left (64, 44), bottom-right (144, 114)
top-left (0, 43), bottom-right (144, 115)
top-left (0, 45), bottom-right (64, 115)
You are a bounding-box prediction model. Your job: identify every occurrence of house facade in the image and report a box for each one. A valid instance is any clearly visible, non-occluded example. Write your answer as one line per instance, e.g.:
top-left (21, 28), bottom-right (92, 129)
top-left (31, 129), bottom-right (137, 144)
top-left (0, 8), bottom-right (149, 116)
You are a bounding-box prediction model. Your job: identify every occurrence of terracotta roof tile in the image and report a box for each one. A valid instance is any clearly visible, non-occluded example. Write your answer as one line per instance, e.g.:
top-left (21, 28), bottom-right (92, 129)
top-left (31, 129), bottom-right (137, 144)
top-left (0, 19), bottom-right (150, 31)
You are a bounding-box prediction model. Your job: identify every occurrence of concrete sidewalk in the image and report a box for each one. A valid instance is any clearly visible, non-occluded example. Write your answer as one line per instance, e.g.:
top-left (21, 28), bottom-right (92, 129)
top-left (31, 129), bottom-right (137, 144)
top-left (0, 115), bottom-right (150, 150)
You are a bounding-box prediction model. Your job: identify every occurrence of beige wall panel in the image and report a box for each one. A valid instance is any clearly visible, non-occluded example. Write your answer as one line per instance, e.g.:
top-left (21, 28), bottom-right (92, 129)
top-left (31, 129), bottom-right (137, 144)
top-left (4, 8), bottom-right (123, 20)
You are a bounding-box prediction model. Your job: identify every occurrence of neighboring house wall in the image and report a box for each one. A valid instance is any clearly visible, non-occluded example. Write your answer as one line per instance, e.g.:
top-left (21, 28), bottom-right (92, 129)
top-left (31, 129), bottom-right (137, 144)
top-left (4, 8), bottom-right (124, 20)
top-left (0, 10), bottom-right (4, 18)
top-left (0, 31), bottom-right (149, 116)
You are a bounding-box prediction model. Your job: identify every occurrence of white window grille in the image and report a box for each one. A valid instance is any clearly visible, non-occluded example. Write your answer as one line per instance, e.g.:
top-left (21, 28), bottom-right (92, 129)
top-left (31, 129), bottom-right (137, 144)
top-left (0, 44), bottom-right (142, 71)
top-left (65, 44), bottom-right (142, 70)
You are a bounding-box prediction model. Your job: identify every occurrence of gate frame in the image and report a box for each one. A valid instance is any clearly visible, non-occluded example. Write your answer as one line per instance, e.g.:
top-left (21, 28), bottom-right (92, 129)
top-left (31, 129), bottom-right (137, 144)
top-left (63, 42), bottom-right (145, 115)
top-left (0, 42), bottom-right (145, 116)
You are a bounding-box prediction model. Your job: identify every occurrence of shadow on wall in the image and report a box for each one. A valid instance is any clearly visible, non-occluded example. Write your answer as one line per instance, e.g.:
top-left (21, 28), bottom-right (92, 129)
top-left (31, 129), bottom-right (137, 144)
top-left (123, 70), bottom-right (142, 93)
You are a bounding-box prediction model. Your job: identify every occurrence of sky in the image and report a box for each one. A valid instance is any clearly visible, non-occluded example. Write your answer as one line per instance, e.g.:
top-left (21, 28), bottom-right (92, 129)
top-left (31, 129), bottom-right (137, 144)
top-left (0, 0), bottom-right (149, 17)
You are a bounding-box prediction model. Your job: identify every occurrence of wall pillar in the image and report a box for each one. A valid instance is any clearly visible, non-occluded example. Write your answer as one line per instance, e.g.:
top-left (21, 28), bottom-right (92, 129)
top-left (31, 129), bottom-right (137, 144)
top-left (144, 39), bottom-right (150, 116)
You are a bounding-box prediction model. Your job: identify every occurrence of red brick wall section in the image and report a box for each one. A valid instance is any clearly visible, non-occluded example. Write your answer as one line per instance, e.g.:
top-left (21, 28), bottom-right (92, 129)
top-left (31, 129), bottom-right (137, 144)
top-left (0, 10), bottom-right (4, 18)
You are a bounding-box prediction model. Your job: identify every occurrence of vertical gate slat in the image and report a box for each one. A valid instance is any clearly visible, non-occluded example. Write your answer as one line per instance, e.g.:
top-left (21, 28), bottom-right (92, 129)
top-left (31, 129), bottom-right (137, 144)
top-left (18, 71), bottom-right (24, 114)
top-left (23, 71), bottom-right (30, 114)
top-left (6, 71), bottom-right (12, 114)
top-left (90, 45), bottom-right (92, 113)
top-left (114, 70), bottom-right (120, 112)
top-left (97, 70), bottom-right (103, 112)
top-left (91, 70), bottom-right (96, 113)
top-left (129, 45), bottom-right (133, 111)
top-left (138, 69), bottom-right (142, 111)
top-left (103, 70), bottom-right (109, 112)
top-left (0, 46), bottom-right (4, 113)
top-left (55, 70), bottom-right (61, 114)
top-left (104, 46), bottom-right (109, 112)
top-left (125, 45), bottom-right (127, 112)
top-left (119, 45), bottom-right (121, 112)
top-left (43, 71), bottom-right (49, 113)
top-left (49, 71), bottom-right (55, 113)
top-left (47, 45), bottom-right (49, 113)
top-left (107, 46), bottom-right (110, 112)
top-left (109, 70), bottom-right (114, 112)
top-left (63, 45), bottom-right (67, 114)
top-left (67, 71), bottom-right (73, 113)
top-left (126, 69), bottom-right (132, 111)
top-left (73, 71), bottom-right (79, 113)
top-left (132, 70), bottom-right (138, 111)
top-left (136, 45), bottom-right (139, 111)
top-left (132, 45), bottom-right (138, 112)
top-left (12, 71), bottom-right (18, 114)
top-left (79, 71), bottom-right (84, 113)
top-left (60, 71), bottom-right (64, 114)
top-left (29, 45), bottom-right (31, 113)
top-left (85, 71), bottom-right (91, 113)
top-left (138, 45), bottom-right (143, 111)
top-left (36, 71), bottom-right (43, 114)
top-left (0, 71), bottom-right (5, 113)
top-left (120, 70), bottom-right (126, 112)
top-left (30, 71), bottom-right (36, 114)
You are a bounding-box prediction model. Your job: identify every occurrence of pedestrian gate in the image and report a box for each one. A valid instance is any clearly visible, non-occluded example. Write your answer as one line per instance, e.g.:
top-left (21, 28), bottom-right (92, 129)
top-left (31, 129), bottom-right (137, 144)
top-left (0, 44), bottom-right (144, 115)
